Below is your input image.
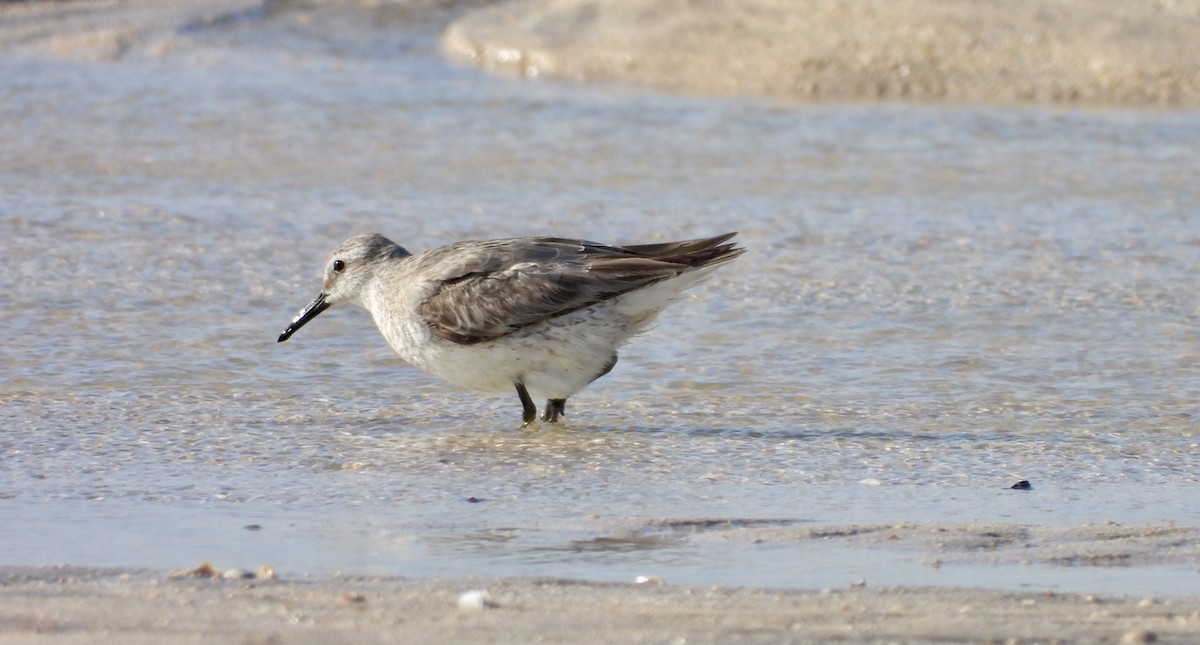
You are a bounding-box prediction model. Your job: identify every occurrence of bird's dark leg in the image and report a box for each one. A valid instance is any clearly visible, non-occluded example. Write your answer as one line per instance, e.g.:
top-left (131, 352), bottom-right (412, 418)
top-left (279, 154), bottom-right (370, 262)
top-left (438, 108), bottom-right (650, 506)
top-left (542, 398), bottom-right (567, 423)
top-left (515, 382), bottom-right (537, 425)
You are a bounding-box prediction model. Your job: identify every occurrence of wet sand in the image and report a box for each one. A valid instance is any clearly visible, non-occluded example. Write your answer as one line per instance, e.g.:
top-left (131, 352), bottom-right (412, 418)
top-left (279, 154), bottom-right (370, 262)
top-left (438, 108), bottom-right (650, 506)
top-left (444, 0), bottom-right (1200, 106)
top-left (3, 565), bottom-right (1198, 645)
top-left (4, 521), bottom-right (1199, 643)
top-left (0, 0), bottom-right (254, 62)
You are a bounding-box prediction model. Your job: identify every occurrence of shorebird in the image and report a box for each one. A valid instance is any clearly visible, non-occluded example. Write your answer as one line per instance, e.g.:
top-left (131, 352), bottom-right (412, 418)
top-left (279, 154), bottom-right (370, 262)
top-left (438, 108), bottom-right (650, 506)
top-left (278, 232), bottom-right (743, 425)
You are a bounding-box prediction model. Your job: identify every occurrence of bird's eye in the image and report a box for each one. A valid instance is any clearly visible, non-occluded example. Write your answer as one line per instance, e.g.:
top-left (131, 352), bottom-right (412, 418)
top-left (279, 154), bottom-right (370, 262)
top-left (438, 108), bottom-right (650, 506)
top-left (333, 260), bottom-right (345, 272)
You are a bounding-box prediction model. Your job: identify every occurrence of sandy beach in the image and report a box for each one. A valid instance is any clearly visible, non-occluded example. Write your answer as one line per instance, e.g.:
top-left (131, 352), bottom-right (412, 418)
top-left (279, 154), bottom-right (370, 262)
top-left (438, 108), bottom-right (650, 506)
top-left (444, 0), bottom-right (1200, 106)
top-left (3, 521), bottom-right (1198, 643)
top-left (2, 565), bottom-right (1198, 645)
top-left (3, 0), bottom-right (1200, 643)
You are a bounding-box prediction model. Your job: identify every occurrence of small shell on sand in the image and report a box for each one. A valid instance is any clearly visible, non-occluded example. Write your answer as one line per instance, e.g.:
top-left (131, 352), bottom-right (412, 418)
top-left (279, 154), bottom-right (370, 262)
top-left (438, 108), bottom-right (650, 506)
top-left (167, 562), bottom-right (278, 581)
top-left (169, 562), bottom-right (222, 579)
top-left (457, 590), bottom-right (498, 610)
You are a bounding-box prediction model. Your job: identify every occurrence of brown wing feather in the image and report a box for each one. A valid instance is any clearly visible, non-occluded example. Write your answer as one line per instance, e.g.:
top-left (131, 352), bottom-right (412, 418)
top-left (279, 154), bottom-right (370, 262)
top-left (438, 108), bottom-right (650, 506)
top-left (418, 234), bottom-right (742, 345)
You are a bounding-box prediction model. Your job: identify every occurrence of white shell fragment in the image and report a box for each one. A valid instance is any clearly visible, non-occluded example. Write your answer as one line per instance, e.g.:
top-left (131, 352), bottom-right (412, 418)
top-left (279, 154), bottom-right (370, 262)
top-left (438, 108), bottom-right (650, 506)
top-left (457, 589), bottom-right (497, 610)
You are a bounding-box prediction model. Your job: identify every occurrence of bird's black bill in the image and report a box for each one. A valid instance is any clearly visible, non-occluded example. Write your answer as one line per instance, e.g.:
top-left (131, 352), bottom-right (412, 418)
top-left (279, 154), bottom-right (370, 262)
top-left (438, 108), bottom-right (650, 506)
top-left (278, 293), bottom-right (331, 342)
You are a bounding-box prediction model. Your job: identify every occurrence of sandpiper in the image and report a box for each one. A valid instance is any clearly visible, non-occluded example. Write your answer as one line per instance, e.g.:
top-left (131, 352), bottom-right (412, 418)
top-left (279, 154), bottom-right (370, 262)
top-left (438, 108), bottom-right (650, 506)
top-left (278, 232), bottom-right (743, 424)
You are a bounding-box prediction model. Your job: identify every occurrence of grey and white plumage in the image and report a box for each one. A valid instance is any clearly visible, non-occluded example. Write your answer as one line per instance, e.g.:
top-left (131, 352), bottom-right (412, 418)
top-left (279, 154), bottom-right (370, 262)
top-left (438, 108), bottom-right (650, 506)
top-left (278, 232), bottom-right (744, 424)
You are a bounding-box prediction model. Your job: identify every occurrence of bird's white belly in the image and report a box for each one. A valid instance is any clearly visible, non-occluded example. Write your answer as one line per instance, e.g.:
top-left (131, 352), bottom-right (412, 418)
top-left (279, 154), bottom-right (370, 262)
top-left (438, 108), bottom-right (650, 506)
top-left (384, 304), bottom-right (639, 399)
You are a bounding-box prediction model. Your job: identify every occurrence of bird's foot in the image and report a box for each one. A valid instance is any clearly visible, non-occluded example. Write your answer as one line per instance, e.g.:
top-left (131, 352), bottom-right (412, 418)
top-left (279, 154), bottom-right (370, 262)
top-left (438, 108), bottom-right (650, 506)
top-left (542, 399), bottom-right (566, 423)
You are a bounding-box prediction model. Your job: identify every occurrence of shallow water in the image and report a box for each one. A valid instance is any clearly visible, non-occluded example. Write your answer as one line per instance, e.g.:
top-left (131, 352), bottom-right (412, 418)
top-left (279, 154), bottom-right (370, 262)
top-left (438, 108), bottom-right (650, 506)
top-left (2, 1), bottom-right (1199, 596)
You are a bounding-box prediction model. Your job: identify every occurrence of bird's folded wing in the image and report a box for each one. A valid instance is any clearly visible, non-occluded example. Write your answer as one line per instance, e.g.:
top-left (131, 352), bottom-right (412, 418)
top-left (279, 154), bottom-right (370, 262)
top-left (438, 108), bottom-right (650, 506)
top-left (417, 239), bottom-right (685, 345)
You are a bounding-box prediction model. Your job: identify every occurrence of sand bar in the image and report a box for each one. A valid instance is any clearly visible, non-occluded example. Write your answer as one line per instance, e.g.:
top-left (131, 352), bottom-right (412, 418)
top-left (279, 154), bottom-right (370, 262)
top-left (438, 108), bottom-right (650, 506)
top-left (444, 0), bottom-right (1200, 106)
